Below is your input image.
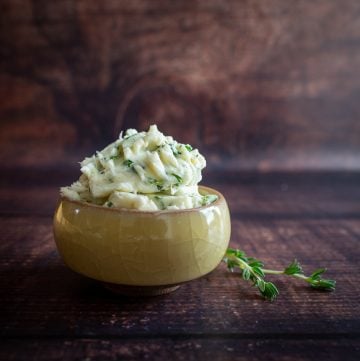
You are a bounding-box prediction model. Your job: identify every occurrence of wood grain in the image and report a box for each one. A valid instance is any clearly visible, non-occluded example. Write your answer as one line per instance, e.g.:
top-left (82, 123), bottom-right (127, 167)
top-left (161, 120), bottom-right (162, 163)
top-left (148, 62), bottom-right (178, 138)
top-left (1, 0), bottom-right (360, 170)
top-left (1, 216), bottom-right (359, 338)
top-left (1, 172), bottom-right (360, 360)
top-left (1, 339), bottom-right (359, 361)
top-left (1, 217), bottom-right (359, 340)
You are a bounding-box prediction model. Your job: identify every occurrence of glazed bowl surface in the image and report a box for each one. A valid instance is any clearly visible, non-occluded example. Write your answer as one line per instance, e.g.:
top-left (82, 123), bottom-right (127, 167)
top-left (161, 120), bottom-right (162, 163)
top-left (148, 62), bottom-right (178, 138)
top-left (53, 186), bottom-right (231, 292)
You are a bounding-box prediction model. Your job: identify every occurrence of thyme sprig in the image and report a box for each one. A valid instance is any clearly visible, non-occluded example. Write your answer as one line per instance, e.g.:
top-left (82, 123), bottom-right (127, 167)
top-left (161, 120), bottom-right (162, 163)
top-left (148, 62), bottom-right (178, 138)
top-left (224, 248), bottom-right (335, 301)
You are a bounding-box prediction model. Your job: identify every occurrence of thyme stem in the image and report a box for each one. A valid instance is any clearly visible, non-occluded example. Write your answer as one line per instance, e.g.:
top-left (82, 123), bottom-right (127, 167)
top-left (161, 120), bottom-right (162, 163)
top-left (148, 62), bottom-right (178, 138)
top-left (224, 248), bottom-right (336, 301)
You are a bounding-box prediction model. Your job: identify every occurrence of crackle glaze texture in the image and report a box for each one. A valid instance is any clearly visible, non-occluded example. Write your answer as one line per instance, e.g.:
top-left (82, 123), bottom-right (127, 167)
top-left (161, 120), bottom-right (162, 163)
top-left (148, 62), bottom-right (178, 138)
top-left (53, 186), bottom-right (230, 286)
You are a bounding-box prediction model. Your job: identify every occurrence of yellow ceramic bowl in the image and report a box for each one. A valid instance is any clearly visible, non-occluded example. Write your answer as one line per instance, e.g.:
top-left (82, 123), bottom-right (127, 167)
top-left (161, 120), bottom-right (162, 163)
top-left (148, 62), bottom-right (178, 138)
top-left (53, 186), bottom-right (231, 295)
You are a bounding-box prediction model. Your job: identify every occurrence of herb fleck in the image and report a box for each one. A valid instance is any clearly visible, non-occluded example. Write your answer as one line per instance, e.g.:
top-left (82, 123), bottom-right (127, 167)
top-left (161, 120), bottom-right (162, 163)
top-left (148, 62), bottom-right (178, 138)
top-left (201, 194), bottom-right (217, 206)
top-left (171, 173), bottom-right (183, 184)
top-left (124, 133), bottom-right (136, 140)
top-left (123, 159), bottom-right (134, 167)
top-left (154, 195), bottom-right (165, 209)
top-left (110, 155), bottom-right (120, 160)
top-left (148, 178), bottom-right (164, 191)
top-left (170, 144), bottom-right (182, 157)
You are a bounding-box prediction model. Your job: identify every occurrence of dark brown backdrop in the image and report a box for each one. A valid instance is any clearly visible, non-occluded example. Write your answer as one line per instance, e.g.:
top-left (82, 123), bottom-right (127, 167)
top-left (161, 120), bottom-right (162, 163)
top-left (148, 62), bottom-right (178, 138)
top-left (1, 3), bottom-right (360, 360)
top-left (1, 0), bottom-right (360, 171)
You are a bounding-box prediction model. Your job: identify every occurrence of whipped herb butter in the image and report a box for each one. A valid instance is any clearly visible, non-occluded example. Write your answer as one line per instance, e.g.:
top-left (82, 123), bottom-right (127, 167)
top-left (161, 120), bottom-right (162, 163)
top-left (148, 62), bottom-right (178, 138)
top-left (61, 125), bottom-right (217, 211)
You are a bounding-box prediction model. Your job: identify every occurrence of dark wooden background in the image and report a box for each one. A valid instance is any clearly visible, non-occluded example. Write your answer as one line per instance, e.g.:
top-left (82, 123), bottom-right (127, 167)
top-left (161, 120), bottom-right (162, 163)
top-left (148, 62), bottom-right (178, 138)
top-left (1, 1), bottom-right (360, 360)
top-left (1, 0), bottom-right (360, 171)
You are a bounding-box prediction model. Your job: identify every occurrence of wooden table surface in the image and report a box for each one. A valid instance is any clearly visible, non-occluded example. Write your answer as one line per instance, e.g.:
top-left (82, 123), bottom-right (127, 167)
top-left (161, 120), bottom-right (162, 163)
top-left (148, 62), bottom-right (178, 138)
top-left (1, 170), bottom-right (359, 360)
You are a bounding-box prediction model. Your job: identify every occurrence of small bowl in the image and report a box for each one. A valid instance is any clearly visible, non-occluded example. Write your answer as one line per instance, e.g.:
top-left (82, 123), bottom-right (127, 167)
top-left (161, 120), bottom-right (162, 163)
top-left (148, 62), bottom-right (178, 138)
top-left (53, 186), bottom-right (231, 296)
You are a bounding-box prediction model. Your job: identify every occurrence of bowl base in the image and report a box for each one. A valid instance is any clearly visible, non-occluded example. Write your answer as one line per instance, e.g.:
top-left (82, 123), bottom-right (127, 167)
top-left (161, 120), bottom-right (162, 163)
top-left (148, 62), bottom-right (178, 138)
top-left (102, 282), bottom-right (180, 296)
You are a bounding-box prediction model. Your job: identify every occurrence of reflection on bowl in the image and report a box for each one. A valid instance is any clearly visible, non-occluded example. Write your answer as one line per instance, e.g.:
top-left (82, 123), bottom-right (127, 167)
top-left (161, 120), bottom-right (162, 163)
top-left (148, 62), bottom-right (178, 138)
top-left (53, 186), bottom-right (231, 296)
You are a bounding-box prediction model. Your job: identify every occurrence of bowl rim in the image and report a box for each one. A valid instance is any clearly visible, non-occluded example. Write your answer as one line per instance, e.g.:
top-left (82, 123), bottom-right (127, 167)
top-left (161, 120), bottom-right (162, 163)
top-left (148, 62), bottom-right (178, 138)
top-left (58, 185), bottom-right (225, 215)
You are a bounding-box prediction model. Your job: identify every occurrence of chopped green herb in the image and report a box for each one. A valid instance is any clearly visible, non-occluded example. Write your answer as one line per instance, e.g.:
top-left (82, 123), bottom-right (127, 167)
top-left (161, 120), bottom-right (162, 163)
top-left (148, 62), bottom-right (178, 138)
top-left (170, 144), bottom-right (181, 156)
top-left (154, 144), bottom-right (165, 152)
top-left (153, 195), bottom-right (165, 209)
top-left (106, 201), bottom-right (113, 207)
top-left (148, 178), bottom-right (164, 191)
top-left (201, 196), bottom-right (208, 206)
top-left (201, 194), bottom-right (218, 206)
top-left (124, 133), bottom-right (137, 140)
top-left (171, 173), bottom-right (183, 184)
top-left (110, 155), bottom-right (120, 160)
top-left (123, 159), bottom-right (134, 167)
top-left (185, 144), bottom-right (193, 152)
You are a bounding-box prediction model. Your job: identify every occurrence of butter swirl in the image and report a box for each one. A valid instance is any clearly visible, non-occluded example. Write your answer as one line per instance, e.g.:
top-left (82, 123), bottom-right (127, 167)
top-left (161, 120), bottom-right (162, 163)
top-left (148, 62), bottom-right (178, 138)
top-left (61, 125), bottom-right (217, 211)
